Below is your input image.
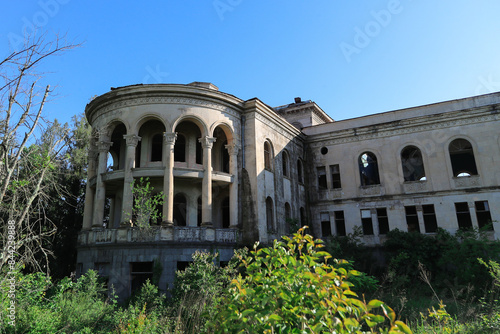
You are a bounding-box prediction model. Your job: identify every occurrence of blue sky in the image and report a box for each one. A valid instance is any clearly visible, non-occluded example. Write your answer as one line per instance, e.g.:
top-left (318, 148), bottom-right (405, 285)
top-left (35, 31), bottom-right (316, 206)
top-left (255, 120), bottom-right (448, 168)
top-left (2, 1), bottom-right (500, 125)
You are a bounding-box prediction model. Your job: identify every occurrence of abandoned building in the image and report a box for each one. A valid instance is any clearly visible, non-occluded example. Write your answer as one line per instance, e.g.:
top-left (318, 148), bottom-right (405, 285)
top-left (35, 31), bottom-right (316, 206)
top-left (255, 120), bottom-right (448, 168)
top-left (77, 82), bottom-right (500, 299)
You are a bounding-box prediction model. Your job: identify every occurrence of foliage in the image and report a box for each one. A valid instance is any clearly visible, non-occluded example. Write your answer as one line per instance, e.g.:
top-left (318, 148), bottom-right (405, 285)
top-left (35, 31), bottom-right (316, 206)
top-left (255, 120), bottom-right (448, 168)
top-left (211, 227), bottom-right (411, 333)
top-left (127, 177), bottom-right (164, 228)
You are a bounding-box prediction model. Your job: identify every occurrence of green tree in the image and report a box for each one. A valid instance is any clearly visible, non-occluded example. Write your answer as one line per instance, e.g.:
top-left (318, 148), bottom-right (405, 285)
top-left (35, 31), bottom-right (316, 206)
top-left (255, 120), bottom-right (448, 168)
top-left (127, 177), bottom-right (164, 228)
top-left (212, 227), bottom-right (412, 333)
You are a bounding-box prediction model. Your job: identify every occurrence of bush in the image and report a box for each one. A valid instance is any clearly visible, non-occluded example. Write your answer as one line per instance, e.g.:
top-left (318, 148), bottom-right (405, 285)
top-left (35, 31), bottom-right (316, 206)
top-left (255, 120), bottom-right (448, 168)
top-left (211, 227), bottom-right (412, 333)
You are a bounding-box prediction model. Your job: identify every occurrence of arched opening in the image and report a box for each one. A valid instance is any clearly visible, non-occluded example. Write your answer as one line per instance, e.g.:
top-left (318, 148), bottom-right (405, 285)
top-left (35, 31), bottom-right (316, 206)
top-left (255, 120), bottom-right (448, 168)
top-left (282, 150), bottom-right (290, 177)
top-left (138, 119), bottom-right (166, 167)
top-left (297, 159), bottom-right (303, 183)
top-left (173, 193), bottom-right (187, 226)
top-left (449, 139), bottom-right (478, 177)
top-left (266, 197), bottom-right (274, 232)
top-left (213, 126), bottom-right (231, 173)
top-left (174, 120), bottom-right (203, 167)
top-left (359, 152), bottom-right (380, 186)
top-left (174, 134), bottom-right (186, 162)
top-left (109, 123), bottom-right (126, 170)
top-left (264, 141), bottom-right (273, 171)
top-left (401, 146), bottom-right (426, 181)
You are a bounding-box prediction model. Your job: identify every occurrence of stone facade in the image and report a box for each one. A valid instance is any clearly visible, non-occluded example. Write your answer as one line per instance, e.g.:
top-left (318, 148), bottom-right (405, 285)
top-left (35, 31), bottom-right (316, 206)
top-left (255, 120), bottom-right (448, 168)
top-left (77, 82), bottom-right (500, 299)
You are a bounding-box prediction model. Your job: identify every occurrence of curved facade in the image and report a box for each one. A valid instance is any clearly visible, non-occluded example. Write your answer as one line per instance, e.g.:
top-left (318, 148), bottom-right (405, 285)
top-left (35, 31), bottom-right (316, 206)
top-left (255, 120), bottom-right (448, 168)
top-left (77, 82), bottom-right (500, 299)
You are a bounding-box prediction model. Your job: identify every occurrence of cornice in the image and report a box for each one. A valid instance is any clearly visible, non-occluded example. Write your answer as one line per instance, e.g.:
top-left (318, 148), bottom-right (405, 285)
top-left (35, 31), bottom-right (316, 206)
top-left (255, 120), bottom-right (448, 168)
top-left (307, 109), bottom-right (499, 147)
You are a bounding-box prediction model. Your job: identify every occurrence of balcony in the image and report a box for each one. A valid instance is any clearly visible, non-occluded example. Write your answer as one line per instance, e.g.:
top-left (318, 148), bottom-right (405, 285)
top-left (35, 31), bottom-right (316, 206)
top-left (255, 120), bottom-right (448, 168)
top-left (78, 226), bottom-right (238, 245)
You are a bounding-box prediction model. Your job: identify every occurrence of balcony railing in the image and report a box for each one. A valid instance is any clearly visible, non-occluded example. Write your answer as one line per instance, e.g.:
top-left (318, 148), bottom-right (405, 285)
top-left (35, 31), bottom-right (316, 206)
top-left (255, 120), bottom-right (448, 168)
top-left (78, 226), bottom-right (238, 245)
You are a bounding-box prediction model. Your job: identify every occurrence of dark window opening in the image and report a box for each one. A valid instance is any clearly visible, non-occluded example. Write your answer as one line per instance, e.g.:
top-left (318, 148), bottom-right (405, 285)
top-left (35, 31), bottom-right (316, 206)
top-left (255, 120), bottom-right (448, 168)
top-left (361, 210), bottom-right (374, 235)
top-left (455, 202), bottom-right (473, 230)
top-left (377, 208), bottom-right (390, 235)
top-left (405, 206), bottom-right (420, 233)
top-left (221, 140), bottom-right (230, 173)
top-left (321, 147), bottom-right (328, 155)
top-left (401, 146), bottom-right (426, 181)
top-left (173, 194), bottom-right (187, 226)
top-left (475, 201), bottom-right (493, 230)
top-left (317, 166), bottom-right (327, 190)
top-left (130, 262), bottom-right (153, 293)
top-left (285, 203), bottom-right (291, 221)
top-left (449, 139), bottom-right (478, 177)
top-left (197, 197), bottom-right (202, 227)
top-left (94, 262), bottom-right (110, 289)
top-left (423, 205), bottom-right (438, 233)
top-left (196, 138), bottom-right (203, 164)
top-left (264, 141), bottom-right (272, 170)
top-left (177, 261), bottom-right (191, 271)
top-left (135, 143), bottom-right (141, 168)
top-left (334, 211), bottom-right (346, 236)
top-left (359, 152), bottom-right (380, 186)
top-left (222, 197), bottom-right (230, 228)
top-left (266, 197), bottom-right (274, 232)
top-left (297, 159), bottom-right (303, 183)
top-left (321, 213), bottom-right (331, 237)
top-left (174, 134), bottom-right (186, 162)
top-left (300, 207), bottom-right (306, 227)
top-left (330, 164), bottom-right (342, 189)
top-left (282, 151), bottom-right (289, 177)
top-left (151, 134), bottom-right (163, 162)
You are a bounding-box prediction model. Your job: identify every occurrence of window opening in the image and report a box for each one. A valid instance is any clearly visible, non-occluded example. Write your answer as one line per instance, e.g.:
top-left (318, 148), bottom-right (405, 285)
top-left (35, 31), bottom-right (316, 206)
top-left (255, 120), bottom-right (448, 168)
top-left (455, 202), bottom-right (473, 230)
top-left (266, 197), bottom-right (274, 232)
top-left (130, 262), bottom-right (153, 293)
top-left (222, 197), bottom-right (230, 228)
top-left (317, 166), bottom-right (327, 190)
top-left (475, 201), bottom-right (493, 230)
top-left (359, 152), bottom-right (380, 186)
top-left (151, 134), bottom-right (163, 162)
top-left (405, 206), bottom-right (420, 233)
top-left (449, 139), bottom-right (478, 177)
top-left (377, 208), bottom-right (390, 235)
top-left (423, 204), bottom-right (438, 233)
top-left (264, 141), bottom-right (273, 170)
top-left (221, 140), bottom-right (230, 173)
top-left (173, 194), bottom-right (187, 226)
top-left (174, 134), bottom-right (186, 162)
top-left (361, 209), bottom-right (374, 235)
top-left (321, 212), bottom-right (332, 237)
top-left (282, 151), bottom-right (289, 177)
top-left (401, 146), bottom-right (425, 181)
top-left (334, 211), bottom-right (346, 236)
top-left (330, 164), bottom-right (342, 189)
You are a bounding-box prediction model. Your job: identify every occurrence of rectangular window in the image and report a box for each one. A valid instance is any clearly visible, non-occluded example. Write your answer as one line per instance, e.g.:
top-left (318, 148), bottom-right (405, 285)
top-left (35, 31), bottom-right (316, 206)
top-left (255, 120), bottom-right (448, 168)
top-left (475, 201), bottom-right (493, 230)
top-left (94, 262), bottom-right (110, 288)
top-left (334, 211), bottom-right (346, 236)
top-left (361, 209), bottom-right (374, 235)
top-left (321, 212), bottom-right (332, 237)
top-left (130, 262), bottom-right (153, 293)
top-left (330, 164), bottom-right (342, 189)
top-left (405, 206), bottom-right (420, 233)
top-left (455, 202), bottom-right (472, 230)
top-left (377, 208), bottom-right (390, 235)
top-left (422, 205), bottom-right (438, 233)
top-left (177, 261), bottom-right (192, 271)
top-left (317, 167), bottom-right (327, 190)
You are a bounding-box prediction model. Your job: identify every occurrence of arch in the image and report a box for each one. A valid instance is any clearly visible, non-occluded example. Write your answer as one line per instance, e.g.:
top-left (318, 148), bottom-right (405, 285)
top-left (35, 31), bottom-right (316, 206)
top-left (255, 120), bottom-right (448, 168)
top-left (297, 159), bottom-right (304, 183)
top-left (134, 114), bottom-right (169, 136)
top-left (282, 150), bottom-right (290, 177)
top-left (138, 119), bottom-right (166, 166)
top-left (172, 115), bottom-right (208, 138)
top-left (401, 146), bottom-right (426, 181)
top-left (358, 151), bottom-right (380, 186)
top-left (103, 118), bottom-right (130, 138)
top-left (109, 122), bottom-right (127, 170)
top-left (173, 193), bottom-right (187, 226)
top-left (213, 126), bottom-right (230, 173)
top-left (449, 138), bottom-right (478, 177)
top-left (210, 121), bottom-right (234, 143)
top-left (264, 140), bottom-right (274, 171)
top-left (266, 197), bottom-right (274, 232)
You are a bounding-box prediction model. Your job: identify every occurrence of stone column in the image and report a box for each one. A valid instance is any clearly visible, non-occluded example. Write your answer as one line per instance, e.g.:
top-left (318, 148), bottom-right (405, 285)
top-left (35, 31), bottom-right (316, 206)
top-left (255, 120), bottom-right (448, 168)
top-left (416, 205), bottom-right (426, 233)
top-left (469, 202), bottom-right (480, 229)
top-left (226, 143), bottom-right (240, 228)
top-left (162, 132), bottom-right (177, 225)
top-left (82, 146), bottom-right (98, 230)
top-left (200, 136), bottom-right (216, 226)
top-left (121, 134), bottom-right (141, 226)
top-left (92, 140), bottom-right (113, 228)
top-left (371, 208), bottom-right (380, 244)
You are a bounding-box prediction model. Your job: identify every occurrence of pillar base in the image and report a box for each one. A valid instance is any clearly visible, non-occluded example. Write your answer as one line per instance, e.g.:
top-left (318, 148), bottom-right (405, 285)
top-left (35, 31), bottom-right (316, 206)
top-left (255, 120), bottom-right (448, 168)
top-left (201, 221), bottom-right (213, 227)
top-left (161, 220), bottom-right (174, 227)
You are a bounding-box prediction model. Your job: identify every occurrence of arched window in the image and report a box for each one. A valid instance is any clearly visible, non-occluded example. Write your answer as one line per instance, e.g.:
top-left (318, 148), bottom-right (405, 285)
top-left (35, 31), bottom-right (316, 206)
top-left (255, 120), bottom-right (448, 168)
top-left (266, 197), bottom-right (274, 232)
top-left (297, 159), bottom-right (303, 183)
top-left (151, 134), bottom-right (163, 162)
top-left (264, 141), bottom-right (273, 170)
top-left (173, 194), bottom-right (187, 226)
top-left (222, 197), bottom-right (230, 228)
top-left (174, 134), bottom-right (186, 162)
top-left (282, 150), bottom-right (290, 177)
top-left (221, 140), bottom-right (230, 173)
top-left (359, 152), bottom-right (380, 186)
top-left (300, 207), bottom-right (306, 227)
top-left (285, 202), bottom-right (291, 220)
top-left (401, 146), bottom-right (426, 181)
top-left (449, 139), bottom-right (478, 177)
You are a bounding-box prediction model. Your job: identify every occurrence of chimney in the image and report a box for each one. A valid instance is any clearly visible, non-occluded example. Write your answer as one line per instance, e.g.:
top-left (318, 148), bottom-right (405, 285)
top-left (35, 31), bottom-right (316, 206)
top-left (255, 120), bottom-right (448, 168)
top-left (294, 97), bottom-right (302, 103)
